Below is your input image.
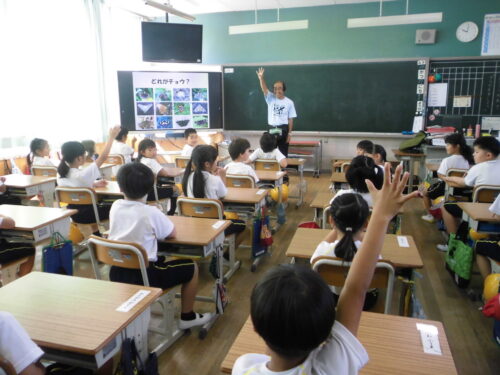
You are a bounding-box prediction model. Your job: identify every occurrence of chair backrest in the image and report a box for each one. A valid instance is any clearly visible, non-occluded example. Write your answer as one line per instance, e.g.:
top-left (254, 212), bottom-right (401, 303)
top-left (0, 356), bottom-right (17, 375)
top-left (312, 256), bottom-right (395, 314)
top-left (340, 162), bottom-right (350, 173)
top-left (31, 166), bottom-right (57, 177)
top-left (106, 154), bottom-right (125, 165)
top-left (226, 174), bottom-right (255, 188)
top-left (55, 187), bottom-right (102, 228)
top-left (472, 185), bottom-right (500, 203)
top-left (446, 168), bottom-right (467, 177)
top-left (177, 197), bottom-right (224, 219)
top-left (255, 159), bottom-right (280, 171)
top-left (175, 157), bottom-right (190, 169)
top-left (321, 206), bottom-right (330, 229)
top-left (0, 159), bottom-right (10, 175)
top-left (87, 235), bottom-right (150, 286)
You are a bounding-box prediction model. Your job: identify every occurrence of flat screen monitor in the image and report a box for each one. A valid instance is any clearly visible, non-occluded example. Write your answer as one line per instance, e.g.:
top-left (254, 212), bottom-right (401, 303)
top-left (142, 22), bottom-right (202, 63)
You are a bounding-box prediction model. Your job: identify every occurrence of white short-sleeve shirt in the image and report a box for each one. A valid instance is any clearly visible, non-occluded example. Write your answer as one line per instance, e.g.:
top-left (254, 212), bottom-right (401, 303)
top-left (437, 154), bottom-right (470, 176)
top-left (264, 92), bottom-right (297, 126)
top-left (110, 141), bottom-right (134, 163)
top-left (464, 159), bottom-right (500, 187)
top-left (181, 144), bottom-right (195, 157)
top-left (249, 148), bottom-right (286, 163)
top-left (140, 157), bottom-right (164, 176)
top-left (489, 195), bottom-right (500, 216)
top-left (57, 163), bottom-right (101, 188)
top-left (108, 199), bottom-right (174, 261)
top-left (32, 156), bottom-right (56, 167)
top-left (0, 312), bottom-right (44, 374)
top-left (224, 161), bottom-right (260, 183)
top-left (232, 321), bottom-right (368, 375)
top-left (186, 171), bottom-right (227, 199)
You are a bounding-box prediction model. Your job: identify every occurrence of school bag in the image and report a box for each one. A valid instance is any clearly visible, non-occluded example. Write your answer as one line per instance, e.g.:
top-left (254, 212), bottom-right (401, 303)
top-left (42, 232), bottom-right (73, 275)
top-left (399, 130), bottom-right (426, 152)
top-left (114, 338), bottom-right (158, 375)
top-left (445, 222), bottom-right (473, 288)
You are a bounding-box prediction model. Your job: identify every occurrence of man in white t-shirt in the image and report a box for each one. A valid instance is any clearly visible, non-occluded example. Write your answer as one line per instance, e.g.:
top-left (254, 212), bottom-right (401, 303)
top-left (256, 67), bottom-right (297, 157)
top-left (225, 138), bottom-right (259, 183)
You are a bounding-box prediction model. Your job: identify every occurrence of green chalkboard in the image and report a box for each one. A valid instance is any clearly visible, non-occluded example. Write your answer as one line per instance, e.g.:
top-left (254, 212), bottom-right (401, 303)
top-left (223, 61), bottom-right (420, 133)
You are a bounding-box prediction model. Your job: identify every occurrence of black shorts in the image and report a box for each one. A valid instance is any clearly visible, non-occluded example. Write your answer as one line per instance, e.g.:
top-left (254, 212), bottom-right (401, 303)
top-left (225, 219), bottom-right (246, 236)
top-left (0, 239), bottom-right (35, 264)
top-left (146, 185), bottom-right (174, 201)
top-left (109, 255), bottom-right (195, 290)
top-left (67, 203), bottom-right (111, 224)
top-left (443, 202), bottom-right (463, 218)
top-left (333, 289), bottom-right (379, 311)
top-left (475, 240), bottom-right (500, 262)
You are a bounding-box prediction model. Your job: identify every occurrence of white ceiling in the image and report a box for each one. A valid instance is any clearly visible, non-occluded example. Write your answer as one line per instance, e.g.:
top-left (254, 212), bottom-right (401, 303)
top-left (110, 0), bottom-right (396, 18)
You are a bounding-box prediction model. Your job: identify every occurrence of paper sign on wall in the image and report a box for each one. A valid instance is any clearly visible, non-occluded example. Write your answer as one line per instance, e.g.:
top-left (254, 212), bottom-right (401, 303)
top-left (428, 83), bottom-right (448, 107)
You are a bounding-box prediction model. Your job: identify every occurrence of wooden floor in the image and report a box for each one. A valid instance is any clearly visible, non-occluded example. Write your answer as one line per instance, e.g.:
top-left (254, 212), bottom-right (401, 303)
top-left (72, 172), bottom-right (499, 375)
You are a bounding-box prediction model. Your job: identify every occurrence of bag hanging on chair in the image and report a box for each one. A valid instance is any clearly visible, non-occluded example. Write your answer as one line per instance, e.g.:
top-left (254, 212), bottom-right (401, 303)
top-left (114, 338), bottom-right (158, 375)
top-left (42, 232), bottom-right (73, 275)
top-left (445, 222), bottom-right (473, 288)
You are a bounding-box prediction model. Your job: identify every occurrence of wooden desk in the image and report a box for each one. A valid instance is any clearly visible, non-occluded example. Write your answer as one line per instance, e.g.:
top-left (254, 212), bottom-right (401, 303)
top-left (458, 202), bottom-right (500, 234)
top-left (221, 313), bottom-right (457, 374)
top-left (286, 158), bottom-right (305, 207)
top-left (288, 140), bottom-right (322, 177)
top-left (0, 272), bottom-right (161, 369)
top-left (444, 180), bottom-right (464, 200)
top-left (332, 158), bottom-right (352, 169)
top-left (392, 149), bottom-right (426, 192)
top-left (223, 187), bottom-right (268, 211)
top-left (3, 174), bottom-right (56, 207)
top-left (0, 205), bottom-right (77, 244)
top-left (310, 190), bottom-right (334, 224)
top-left (83, 163), bottom-right (114, 180)
top-left (286, 228), bottom-right (423, 269)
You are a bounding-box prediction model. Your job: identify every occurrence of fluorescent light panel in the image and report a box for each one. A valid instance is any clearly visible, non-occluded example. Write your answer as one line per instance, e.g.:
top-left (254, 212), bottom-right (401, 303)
top-left (347, 12), bottom-right (442, 28)
top-left (229, 20), bottom-right (309, 35)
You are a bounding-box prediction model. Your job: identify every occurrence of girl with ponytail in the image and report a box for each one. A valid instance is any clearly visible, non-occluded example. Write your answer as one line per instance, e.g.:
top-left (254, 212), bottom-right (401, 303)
top-left (311, 193), bottom-right (378, 310)
top-left (27, 138), bottom-right (55, 170)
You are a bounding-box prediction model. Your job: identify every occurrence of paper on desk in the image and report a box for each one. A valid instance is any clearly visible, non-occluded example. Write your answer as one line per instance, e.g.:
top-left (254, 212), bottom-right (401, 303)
top-left (212, 220), bottom-right (226, 229)
top-left (257, 189), bottom-right (266, 195)
top-left (397, 236), bottom-right (410, 248)
top-left (416, 323), bottom-right (442, 355)
top-left (116, 290), bottom-right (151, 313)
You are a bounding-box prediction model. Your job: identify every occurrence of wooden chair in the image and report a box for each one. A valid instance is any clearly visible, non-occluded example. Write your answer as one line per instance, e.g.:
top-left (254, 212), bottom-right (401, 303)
top-left (446, 168), bottom-right (467, 177)
top-left (0, 159), bottom-right (10, 175)
top-left (175, 157), bottom-right (190, 169)
top-left (31, 166), bottom-right (57, 177)
top-left (255, 159), bottom-right (280, 172)
top-left (226, 174), bottom-right (255, 188)
top-left (87, 236), bottom-right (183, 355)
top-left (0, 356), bottom-right (17, 375)
top-left (177, 197), bottom-right (243, 280)
top-left (472, 185), bottom-right (500, 203)
top-left (105, 154), bottom-right (125, 166)
top-left (331, 162), bottom-right (350, 185)
top-left (312, 256), bottom-right (395, 314)
top-left (0, 257), bottom-right (30, 287)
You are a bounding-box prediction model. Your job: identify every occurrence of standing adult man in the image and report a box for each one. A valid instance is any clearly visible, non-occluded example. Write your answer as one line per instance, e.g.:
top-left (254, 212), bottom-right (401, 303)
top-left (256, 67), bottom-right (297, 157)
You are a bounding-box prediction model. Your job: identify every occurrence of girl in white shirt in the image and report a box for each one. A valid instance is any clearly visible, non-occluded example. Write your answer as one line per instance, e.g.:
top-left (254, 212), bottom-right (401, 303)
top-left (57, 126), bottom-right (121, 224)
top-left (26, 138), bottom-right (56, 172)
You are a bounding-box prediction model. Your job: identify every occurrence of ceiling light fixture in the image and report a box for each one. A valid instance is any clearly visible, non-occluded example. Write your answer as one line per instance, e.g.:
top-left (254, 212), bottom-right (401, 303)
top-left (144, 0), bottom-right (196, 22)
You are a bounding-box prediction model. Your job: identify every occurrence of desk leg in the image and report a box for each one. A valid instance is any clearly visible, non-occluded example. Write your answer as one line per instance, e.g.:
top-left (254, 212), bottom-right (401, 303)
top-left (223, 234), bottom-right (241, 282)
top-left (398, 273), bottom-right (415, 316)
top-left (297, 165), bottom-right (304, 207)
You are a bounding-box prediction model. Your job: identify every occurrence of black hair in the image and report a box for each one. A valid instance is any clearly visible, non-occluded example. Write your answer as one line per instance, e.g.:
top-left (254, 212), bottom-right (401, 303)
top-left (473, 136), bottom-right (500, 157)
top-left (329, 193), bottom-right (370, 262)
top-left (136, 139), bottom-right (156, 162)
top-left (182, 145), bottom-right (218, 198)
top-left (444, 133), bottom-right (474, 165)
top-left (115, 128), bottom-right (129, 141)
top-left (346, 155), bottom-right (383, 193)
top-left (260, 132), bottom-right (277, 153)
top-left (356, 140), bottom-right (374, 154)
top-left (251, 264), bottom-right (335, 359)
top-left (27, 138), bottom-right (48, 169)
top-left (228, 138), bottom-right (251, 160)
top-left (81, 140), bottom-right (96, 159)
top-left (58, 141), bottom-right (85, 178)
top-left (273, 80), bottom-right (286, 92)
top-left (117, 163), bottom-right (154, 200)
top-left (373, 144), bottom-right (387, 163)
top-left (184, 128), bottom-right (197, 139)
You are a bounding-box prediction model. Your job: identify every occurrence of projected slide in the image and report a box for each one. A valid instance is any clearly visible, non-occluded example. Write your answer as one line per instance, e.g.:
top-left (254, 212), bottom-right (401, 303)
top-left (133, 72), bottom-right (209, 130)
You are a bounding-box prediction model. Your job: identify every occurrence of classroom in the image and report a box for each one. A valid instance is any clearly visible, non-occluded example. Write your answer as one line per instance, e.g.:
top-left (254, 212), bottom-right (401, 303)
top-left (1, 0), bottom-right (500, 374)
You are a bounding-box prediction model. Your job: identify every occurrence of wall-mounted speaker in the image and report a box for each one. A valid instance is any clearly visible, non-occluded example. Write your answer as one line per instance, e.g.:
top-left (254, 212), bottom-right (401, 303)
top-left (416, 29), bottom-right (436, 44)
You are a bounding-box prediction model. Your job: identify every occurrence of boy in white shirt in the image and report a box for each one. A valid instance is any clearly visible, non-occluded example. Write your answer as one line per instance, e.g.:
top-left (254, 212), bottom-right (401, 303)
top-left (233, 164), bottom-right (419, 375)
top-left (225, 138), bottom-right (259, 183)
top-left (248, 132), bottom-right (287, 168)
top-left (110, 128), bottom-right (136, 163)
top-left (107, 163), bottom-right (211, 330)
top-left (181, 128), bottom-right (198, 157)
top-left (474, 194), bottom-right (500, 280)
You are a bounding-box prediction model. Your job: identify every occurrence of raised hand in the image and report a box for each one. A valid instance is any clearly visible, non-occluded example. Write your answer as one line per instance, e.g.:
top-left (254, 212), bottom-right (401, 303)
top-left (256, 67), bottom-right (265, 80)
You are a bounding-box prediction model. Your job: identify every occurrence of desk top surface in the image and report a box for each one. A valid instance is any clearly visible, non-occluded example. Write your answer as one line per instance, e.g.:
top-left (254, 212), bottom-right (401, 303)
top-left (285, 158), bottom-right (305, 166)
top-left (0, 272), bottom-right (161, 355)
top-left (94, 181), bottom-right (123, 196)
top-left (166, 167), bottom-right (185, 177)
top-left (289, 141), bottom-right (321, 146)
top-left (255, 170), bottom-right (286, 181)
top-left (0, 205), bottom-right (77, 231)
top-left (392, 149), bottom-right (426, 157)
top-left (221, 312), bottom-right (456, 374)
top-left (162, 216), bottom-right (230, 246)
top-left (310, 190), bottom-right (334, 209)
top-left (458, 202), bottom-right (499, 222)
top-left (286, 228), bottom-right (423, 268)
top-left (4, 174), bottom-right (56, 187)
top-left (223, 188), bottom-right (268, 204)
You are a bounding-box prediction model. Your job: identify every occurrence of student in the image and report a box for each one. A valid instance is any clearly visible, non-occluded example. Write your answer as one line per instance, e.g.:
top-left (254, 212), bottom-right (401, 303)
top-left (110, 128), bottom-right (136, 163)
top-left (224, 138), bottom-right (259, 183)
top-left (57, 126), bottom-right (121, 224)
top-left (474, 194), bottom-right (500, 280)
top-left (107, 163), bottom-right (211, 330)
top-left (438, 136), bottom-right (500, 251)
top-left (181, 128), bottom-right (198, 157)
top-left (233, 164), bottom-right (419, 374)
top-left (26, 138), bottom-right (55, 170)
top-left (136, 139), bottom-right (179, 215)
top-left (421, 133), bottom-right (473, 223)
top-left (332, 155), bottom-right (383, 207)
top-left (0, 214), bottom-right (35, 277)
top-left (356, 140), bottom-right (374, 156)
top-left (182, 144), bottom-right (245, 236)
top-left (311, 193), bottom-right (379, 310)
top-left (81, 140), bottom-right (98, 162)
top-left (248, 132), bottom-right (287, 168)
top-left (0, 312), bottom-right (45, 375)
top-left (372, 144), bottom-right (387, 167)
